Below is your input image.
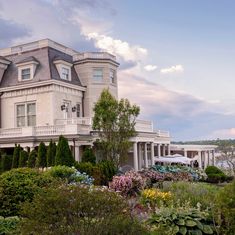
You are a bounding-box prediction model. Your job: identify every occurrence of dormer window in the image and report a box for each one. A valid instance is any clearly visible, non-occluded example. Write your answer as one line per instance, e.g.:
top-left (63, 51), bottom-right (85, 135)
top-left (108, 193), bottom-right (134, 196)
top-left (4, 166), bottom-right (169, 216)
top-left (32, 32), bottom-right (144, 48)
top-left (21, 68), bottom-right (31, 80)
top-left (61, 67), bottom-right (69, 80)
top-left (54, 59), bottom-right (72, 81)
top-left (15, 56), bottom-right (39, 82)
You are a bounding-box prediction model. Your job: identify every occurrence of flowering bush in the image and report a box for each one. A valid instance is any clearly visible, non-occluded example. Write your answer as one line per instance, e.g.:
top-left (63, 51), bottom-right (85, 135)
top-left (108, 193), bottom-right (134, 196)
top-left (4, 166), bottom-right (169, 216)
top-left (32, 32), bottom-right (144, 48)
top-left (141, 188), bottom-right (172, 207)
top-left (109, 170), bottom-right (146, 196)
top-left (70, 170), bottom-right (94, 185)
top-left (140, 170), bottom-right (164, 185)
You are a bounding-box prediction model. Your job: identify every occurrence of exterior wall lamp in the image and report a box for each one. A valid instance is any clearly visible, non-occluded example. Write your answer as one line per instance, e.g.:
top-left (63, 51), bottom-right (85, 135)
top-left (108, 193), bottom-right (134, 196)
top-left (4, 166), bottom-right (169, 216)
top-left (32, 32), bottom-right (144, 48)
top-left (61, 104), bottom-right (66, 111)
top-left (72, 106), bottom-right (77, 112)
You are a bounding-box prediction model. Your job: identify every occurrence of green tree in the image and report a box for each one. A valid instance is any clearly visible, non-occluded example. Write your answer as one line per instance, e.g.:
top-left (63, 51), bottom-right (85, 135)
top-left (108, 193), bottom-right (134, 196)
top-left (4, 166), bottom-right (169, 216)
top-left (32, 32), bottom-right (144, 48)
top-left (36, 142), bottom-right (47, 168)
top-left (12, 144), bottom-right (21, 168)
top-left (81, 147), bottom-right (96, 164)
top-left (28, 150), bottom-right (37, 168)
top-left (18, 150), bottom-right (28, 167)
top-left (55, 135), bottom-right (74, 166)
top-left (93, 89), bottom-right (140, 166)
top-left (46, 140), bottom-right (56, 167)
top-left (1, 154), bottom-right (12, 172)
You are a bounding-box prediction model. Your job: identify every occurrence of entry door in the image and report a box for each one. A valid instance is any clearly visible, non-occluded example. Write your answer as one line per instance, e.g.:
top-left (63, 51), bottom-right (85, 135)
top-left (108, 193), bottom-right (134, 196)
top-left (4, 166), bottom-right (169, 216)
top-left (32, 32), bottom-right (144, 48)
top-left (63, 101), bottom-right (71, 119)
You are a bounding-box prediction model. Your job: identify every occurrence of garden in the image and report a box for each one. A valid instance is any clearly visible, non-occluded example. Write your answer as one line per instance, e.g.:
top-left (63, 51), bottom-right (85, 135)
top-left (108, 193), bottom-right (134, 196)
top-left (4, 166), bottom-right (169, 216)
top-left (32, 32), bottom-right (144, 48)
top-left (0, 136), bottom-right (234, 234)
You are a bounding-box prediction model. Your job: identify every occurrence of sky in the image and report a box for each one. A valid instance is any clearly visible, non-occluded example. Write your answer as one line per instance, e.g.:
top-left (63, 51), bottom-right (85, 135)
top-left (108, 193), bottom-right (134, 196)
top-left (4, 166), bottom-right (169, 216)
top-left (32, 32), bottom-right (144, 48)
top-left (0, 0), bottom-right (235, 141)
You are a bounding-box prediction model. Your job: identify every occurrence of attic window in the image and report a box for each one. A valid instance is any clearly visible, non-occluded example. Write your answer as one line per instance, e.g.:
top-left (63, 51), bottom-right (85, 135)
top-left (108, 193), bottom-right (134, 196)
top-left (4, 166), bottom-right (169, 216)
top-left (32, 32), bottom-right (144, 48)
top-left (61, 67), bottom-right (69, 80)
top-left (53, 60), bottom-right (72, 81)
top-left (21, 68), bottom-right (31, 80)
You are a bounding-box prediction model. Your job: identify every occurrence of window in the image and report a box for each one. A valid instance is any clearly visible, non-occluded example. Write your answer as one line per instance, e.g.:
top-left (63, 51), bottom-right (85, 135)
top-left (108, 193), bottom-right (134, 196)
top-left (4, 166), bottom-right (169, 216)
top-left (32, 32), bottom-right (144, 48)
top-left (76, 103), bottom-right (81, 117)
top-left (16, 103), bottom-right (36, 127)
top-left (93, 68), bottom-right (103, 82)
top-left (61, 67), bottom-right (69, 80)
top-left (110, 69), bottom-right (115, 84)
top-left (21, 68), bottom-right (31, 80)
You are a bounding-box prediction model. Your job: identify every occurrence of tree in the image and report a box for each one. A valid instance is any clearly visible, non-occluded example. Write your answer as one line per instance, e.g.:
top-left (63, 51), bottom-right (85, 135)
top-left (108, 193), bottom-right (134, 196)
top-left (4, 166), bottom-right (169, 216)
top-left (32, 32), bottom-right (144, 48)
top-left (55, 135), bottom-right (74, 166)
top-left (46, 140), bottom-right (56, 167)
top-left (28, 150), bottom-right (37, 168)
top-left (93, 89), bottom-right (140, 166)
top-left (1, 154), bottom-right (12, 172)
top-left (12, 144), bottom-right (21, 168)
top-left (216, 142), bottom-right (235, 175)
top-left (18, 150), bottom-right (28, 167)
top-left (81, 147), bottom-right (96, 164)
top-left (36, 142), bottom-right (47, 168)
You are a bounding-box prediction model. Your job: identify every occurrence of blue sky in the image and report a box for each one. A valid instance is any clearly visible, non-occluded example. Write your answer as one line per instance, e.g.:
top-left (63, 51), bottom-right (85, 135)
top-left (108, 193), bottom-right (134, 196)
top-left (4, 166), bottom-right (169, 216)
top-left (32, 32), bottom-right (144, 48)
top-left (0, 0), bottom-right (235, 140)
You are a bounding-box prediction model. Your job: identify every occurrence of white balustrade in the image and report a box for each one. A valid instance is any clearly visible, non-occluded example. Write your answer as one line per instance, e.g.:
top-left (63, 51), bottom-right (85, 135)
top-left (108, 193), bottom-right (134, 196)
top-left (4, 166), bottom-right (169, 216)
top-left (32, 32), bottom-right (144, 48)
top-left (73, 52), bottom-right (116, 61)
top-left (54, 117), bottom-right (92, 126)
top-left (0, 128), bottom-right (22, 137)
top-left (135, 119), bottom-right (153, 132)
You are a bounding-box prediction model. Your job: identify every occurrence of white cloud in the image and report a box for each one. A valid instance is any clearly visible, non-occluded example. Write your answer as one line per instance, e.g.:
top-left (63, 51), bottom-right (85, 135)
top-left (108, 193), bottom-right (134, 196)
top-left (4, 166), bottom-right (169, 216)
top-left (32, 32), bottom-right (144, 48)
top-left (144, 64), bottom-right (158, 72)
top-left (161, 64), bottom-right (184, 74)
top-left (208, 128), bottom-right (235, 139)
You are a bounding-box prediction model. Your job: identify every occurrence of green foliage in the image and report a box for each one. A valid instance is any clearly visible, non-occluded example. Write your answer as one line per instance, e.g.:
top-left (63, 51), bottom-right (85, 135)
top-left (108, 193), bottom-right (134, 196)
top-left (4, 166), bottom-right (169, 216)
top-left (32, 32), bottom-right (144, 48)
top-left (18, 150), bottom-right (28, 168)
top-left (215, 180), bottom-right (235, 234)
top-left (205, 166), bottom-right (227, 183)
top-left (12, 144), bottom-right (21, 168)
top-left (93, 89), bottom-right (140, 167)
top-left (75, 161), bottom-right (94, 176)
top-left (98, 160), bottom-right (117, 184)
top-left (19, 185), bottom-right (148, 235)
top-left (46, 140), bottom-right (56, 167)
top-left (0, 216), bottom-right (20, 234)
top-left (27, 150), bottom-right (37, 168)
top-left (81, 147), bottom-right (96, 164)
top-left (0, 168), bottom-right (54, 217)
top-left (147, 203), bottom-right (216, 235)
top-left (162, 181), bottom-right (218, 210)
top-left (36, 142), bottom-right (47, 168)
top-left (46, 165), bottom-right (76, 179)
top-left (1, 154), bottom-right (12, 172)
top-left (55, 135), bottom-right (74, 166)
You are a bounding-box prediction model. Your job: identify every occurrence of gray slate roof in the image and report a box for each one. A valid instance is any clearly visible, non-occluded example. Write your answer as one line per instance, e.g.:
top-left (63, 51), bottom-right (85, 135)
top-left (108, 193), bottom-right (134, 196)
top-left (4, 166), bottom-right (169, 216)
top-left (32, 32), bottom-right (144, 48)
top-left (0, 47), bottom-right (82, 88)
top-left (15, 56), bottom-right (39, 65)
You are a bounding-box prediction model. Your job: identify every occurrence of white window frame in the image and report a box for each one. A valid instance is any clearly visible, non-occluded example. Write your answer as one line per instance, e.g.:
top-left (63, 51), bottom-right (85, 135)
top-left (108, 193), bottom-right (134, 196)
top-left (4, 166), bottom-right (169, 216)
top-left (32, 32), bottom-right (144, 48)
top-left (15, 102), bottom-right (36, 127)
top-left (61, 67), bottom-right (70, 80)
top-left (110, 69), bottom-right (116, 84)
top-left (54, 60), bottom-right (72, 81)
top-left (92, 68), bottom-right (103, 83)
top-left (63, 100), bottom-right (72, 119)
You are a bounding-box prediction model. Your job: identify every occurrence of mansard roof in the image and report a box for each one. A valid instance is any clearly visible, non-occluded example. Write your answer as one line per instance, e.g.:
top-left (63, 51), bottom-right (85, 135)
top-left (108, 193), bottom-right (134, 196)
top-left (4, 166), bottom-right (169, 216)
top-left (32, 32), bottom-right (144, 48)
top-left (0, 47), bottom-right (82, 88)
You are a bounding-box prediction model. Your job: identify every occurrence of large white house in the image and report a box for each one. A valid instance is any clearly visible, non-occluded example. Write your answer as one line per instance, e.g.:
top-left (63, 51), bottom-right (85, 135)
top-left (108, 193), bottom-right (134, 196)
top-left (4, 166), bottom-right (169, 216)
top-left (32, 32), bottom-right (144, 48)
top-left (0, 39), bottom-right (215, 170)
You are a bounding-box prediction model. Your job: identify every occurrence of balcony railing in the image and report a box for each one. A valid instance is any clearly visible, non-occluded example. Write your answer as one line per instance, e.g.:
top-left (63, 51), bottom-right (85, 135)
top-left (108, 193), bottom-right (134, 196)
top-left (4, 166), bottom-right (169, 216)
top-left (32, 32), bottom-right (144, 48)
top-left (0, 118), bottom-right (170, 139)
top-left (73, 52), bottom-right (116, 62)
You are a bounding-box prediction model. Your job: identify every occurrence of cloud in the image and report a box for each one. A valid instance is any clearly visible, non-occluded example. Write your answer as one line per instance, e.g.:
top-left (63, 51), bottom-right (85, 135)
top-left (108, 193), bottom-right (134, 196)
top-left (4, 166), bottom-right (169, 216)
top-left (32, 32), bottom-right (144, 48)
top-left (207, 128), bottom-right (235, 139)
top-left (161, 64), bottom-right (184, 74)
top-left (0, 18), bottom-right (31, 47)
top-left (144, 65), bottom-right (158, 72)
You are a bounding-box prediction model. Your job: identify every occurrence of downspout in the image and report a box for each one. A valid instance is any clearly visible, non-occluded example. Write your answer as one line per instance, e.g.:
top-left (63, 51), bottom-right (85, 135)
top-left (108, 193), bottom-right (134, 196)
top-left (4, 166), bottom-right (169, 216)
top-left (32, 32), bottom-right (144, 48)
top-left (0, 92), bottom-right (3, 128)
top-left (82, 90), bottom-right (85, 117)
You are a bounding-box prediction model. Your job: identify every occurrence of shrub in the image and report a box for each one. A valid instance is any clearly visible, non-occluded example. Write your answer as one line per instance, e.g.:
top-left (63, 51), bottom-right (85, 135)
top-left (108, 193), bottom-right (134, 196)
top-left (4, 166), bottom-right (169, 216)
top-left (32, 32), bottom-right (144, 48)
top-left (75, 161), bottom-right (94, 176)
top-left (205, 166), bottom-right (227, 183)
top-left (36, 142), bottom-right (47, 168)
top-left (12, 144), bottom-right (21, 168)
top-left (55, 135), bottom-right (74, 166)
top-left (46, 140), bottom-right (56, 167)
top-left (147, 203), bottom-right (216, 234)
top-left (98, 160), bottom-right (117, 185)
top-left (18, 150), bottom-right (28, 167)
top-left (1, 154), bottom-right (12, 172)
top-left (81, 147), bottom-right (96, 164)
top-left (215, 180), bottom-right (235, 234)
top-left (27, 150), bottom-right (37, 168)
top-left (46, 165), bottom-right (94, 185)
top-left (19, 185), bottom-right (148, 235)
top-left (141, 188), bottom-right (172, 207)
top-left (162, 181), bottom-right (219, 210)
top-left (0, 216), bottom-right (20, 234)
top-left (109, 170), bottom-right (147, 196)
top-left (0, 168), bottom-right (54, 217)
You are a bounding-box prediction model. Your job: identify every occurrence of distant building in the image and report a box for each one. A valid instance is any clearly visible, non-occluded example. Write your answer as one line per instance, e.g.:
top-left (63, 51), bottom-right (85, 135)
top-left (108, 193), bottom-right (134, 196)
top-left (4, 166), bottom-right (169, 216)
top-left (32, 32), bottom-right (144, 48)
top-left (0, 39), bottom-right (214, 170)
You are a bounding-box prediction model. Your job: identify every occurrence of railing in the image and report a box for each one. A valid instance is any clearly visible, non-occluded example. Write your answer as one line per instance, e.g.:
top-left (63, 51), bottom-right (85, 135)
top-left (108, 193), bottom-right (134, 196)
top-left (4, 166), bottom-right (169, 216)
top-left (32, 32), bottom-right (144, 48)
top-left (135, 119), bottom-right (153, 132)
top-left (0, 128), bottom-right (22, 137)
top-left (35, 125), bottom-right (65, 136)
top-left (54, 117), bottom-right (92, 126)
top-left (73, 52), bottom-right (116, 61)
top-left (156, 130), bottom-right (170, 138)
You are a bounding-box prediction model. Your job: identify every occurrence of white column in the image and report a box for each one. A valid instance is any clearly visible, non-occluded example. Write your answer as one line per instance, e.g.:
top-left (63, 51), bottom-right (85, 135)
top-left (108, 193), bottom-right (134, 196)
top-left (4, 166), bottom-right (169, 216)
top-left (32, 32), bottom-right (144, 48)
top-left (144, 143), bottom-right (148, 168)
top-left (198, 151), bottom-right (202, 169)
top-left (184, 149), bottom-right (187, 157)
top-left (133, 142), bottom-right (138, 171)
top-left (74, 145), bottom-right (80, 162)
top-left (138, 143), bottom-right (142, 170)
top-left (167, 144), bottom-right (171, 155)
top-left (158, 144), bottom-right (161, 157)
top-left (151, 142), bottom-right (155, 166)
top-left (163, 144), bottom-right (166, 156)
